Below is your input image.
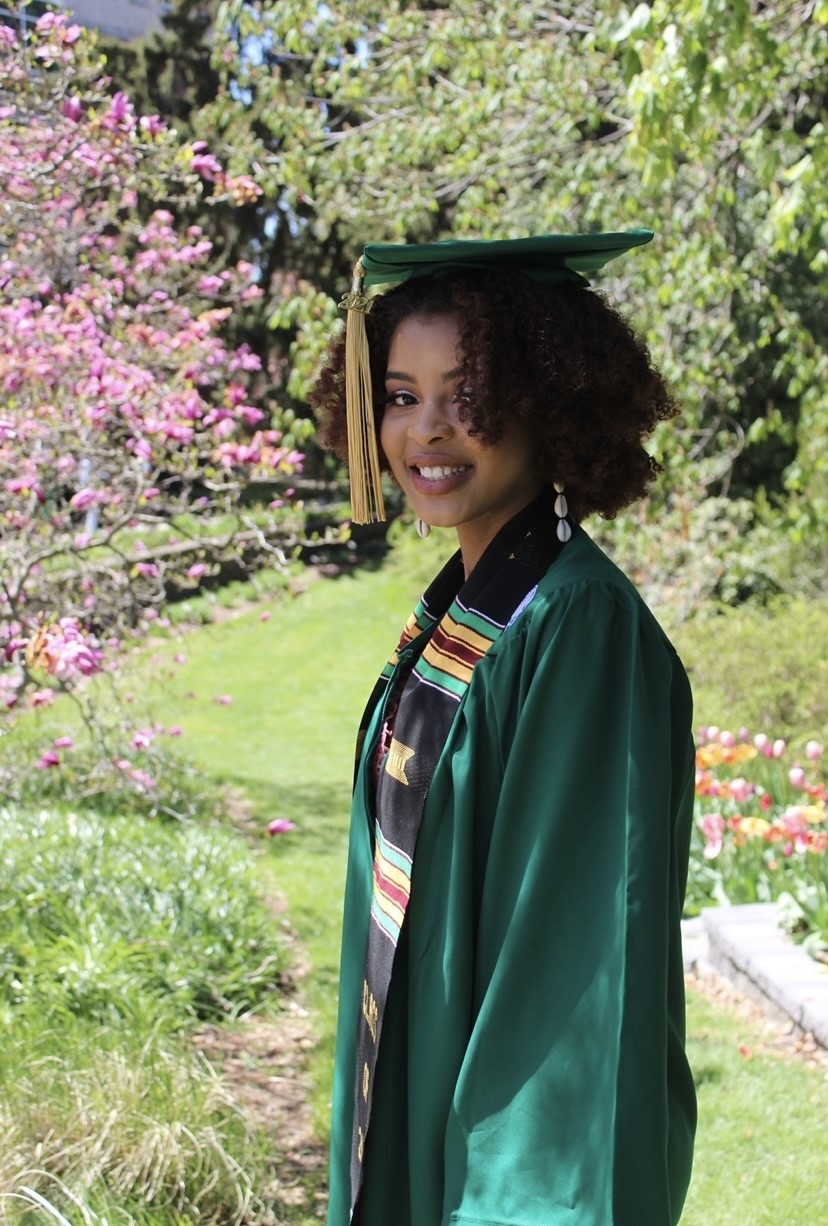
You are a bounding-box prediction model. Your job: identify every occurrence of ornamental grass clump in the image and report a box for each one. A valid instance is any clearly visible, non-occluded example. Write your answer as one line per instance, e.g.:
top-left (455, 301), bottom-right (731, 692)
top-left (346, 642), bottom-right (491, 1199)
top-left (0, 806), bottom-right (284, 1027)
top-left (687, 728), bottom-right (827, 961)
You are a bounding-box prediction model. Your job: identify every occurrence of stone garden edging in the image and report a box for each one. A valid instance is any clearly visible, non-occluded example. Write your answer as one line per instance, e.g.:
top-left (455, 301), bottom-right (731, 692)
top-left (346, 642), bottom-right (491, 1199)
top-left (682, 904), bottom-right (828, 1048)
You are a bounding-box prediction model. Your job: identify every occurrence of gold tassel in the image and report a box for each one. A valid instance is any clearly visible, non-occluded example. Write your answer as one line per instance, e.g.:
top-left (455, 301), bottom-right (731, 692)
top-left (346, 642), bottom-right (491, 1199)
top-left (339, 259), bottom-right (386, 524)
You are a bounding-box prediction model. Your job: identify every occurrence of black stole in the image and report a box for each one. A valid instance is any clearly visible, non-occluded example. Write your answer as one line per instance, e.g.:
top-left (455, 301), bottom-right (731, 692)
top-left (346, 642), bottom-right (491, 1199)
top-left (350, 489), bottom-right (566, 1217)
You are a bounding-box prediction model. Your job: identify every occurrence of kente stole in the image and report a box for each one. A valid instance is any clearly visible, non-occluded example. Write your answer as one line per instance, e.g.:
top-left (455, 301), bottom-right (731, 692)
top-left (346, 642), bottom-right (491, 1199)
top-left (350, 490), bottom-right (566, 1217)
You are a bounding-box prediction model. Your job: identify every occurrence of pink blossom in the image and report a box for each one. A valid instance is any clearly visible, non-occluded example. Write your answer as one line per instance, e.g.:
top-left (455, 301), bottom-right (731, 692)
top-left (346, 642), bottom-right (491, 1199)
top-left (174, 653), bottom-right (186, 664)
top-left (699, 811), bottom-right (724, 859)
top-left (753, 733), bottom-right (768, 751)
top-left (729, 777), bottom-right (754, 804)
top-left (268, 818), bottom-right (296, 835)
top-left (135, 562), bottom-right (160, 578)
top-left (213, 694), bottom-right (233, 705)
top-left (69, 488), bottom-right (104, 511)
top-left (772, 738), bottom-right (786, 758)
top-left (139, 114), bottom-right (164, 137)
top-left (62, 96), bottom-right (83, 122)
top-left (191, 151), bottom-right (222, 181)
top-left (719, 729), bottom-right (735, 748)
top-left (129, 768), bottom-right (155, 790)
top-left (186, 562), bottom-right (208, 580)
top-left (167, 725), bottom-right (183, 736)
top-left (805, 740), bottom-right (823, 761)
top-left (131, 729), bottom-right (155, 750)
top-left (260, 610), bottom-right (272, 622)
top-left (53, 736), bottom-right (74, 749)
top-left (788, 765), bottom-right (807, 789)
top-left (30, 688), bottom-right (55, 707)
top-left (36, 750), bottom-right (61, 769)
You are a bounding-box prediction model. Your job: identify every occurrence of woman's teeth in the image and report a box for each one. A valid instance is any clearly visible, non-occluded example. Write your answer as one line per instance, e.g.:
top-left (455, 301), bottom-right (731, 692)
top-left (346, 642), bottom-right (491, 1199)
top-left (416, 465), bottom-right (468, 481)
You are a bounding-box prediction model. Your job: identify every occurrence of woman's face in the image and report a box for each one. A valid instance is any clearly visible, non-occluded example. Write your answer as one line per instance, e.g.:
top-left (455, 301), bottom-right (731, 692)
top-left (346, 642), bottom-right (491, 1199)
top-left (380, 313), bottom-right (542, 574)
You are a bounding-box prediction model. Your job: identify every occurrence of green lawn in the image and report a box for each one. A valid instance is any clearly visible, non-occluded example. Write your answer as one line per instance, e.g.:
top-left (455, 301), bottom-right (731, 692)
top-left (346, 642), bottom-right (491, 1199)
top-left (130, 551), bottom-right (828, 1225)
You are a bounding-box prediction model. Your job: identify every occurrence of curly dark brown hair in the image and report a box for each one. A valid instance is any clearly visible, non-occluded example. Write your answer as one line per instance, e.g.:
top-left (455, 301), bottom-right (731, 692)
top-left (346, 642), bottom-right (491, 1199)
top-left (309, 269), bottom-right (677, 520)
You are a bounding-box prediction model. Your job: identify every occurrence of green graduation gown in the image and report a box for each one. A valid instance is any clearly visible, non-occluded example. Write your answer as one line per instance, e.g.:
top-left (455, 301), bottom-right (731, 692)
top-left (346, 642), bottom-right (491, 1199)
top-left (328, 515), bottom-right (696, 1226)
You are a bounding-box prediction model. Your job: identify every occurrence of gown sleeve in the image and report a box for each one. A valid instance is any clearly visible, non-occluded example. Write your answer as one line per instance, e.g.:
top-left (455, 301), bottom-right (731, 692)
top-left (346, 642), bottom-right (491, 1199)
top-left (440, 576), bottom-right (696, 1226)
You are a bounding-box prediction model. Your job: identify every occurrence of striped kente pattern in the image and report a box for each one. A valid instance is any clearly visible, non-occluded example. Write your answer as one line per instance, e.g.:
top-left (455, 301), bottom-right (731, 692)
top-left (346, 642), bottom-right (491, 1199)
top-left (370, 824), bottom-right (413, 946)
top-left (417, 599), bottom-right (502, 699)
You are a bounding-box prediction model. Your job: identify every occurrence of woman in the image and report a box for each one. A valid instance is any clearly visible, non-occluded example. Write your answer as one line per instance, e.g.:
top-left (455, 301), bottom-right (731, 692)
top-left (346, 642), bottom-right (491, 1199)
top-left (310, 232), bottom-right (696, 1226)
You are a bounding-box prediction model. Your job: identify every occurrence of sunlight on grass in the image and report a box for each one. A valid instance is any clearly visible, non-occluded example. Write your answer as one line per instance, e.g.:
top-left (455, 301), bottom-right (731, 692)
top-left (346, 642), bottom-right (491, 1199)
top-left (682, 988), bottom-right (828, 1226)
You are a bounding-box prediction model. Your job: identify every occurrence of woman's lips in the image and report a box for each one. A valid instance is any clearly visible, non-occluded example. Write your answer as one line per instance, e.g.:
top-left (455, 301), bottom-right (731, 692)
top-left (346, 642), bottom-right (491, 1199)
top-left (408, 463), bottom-right (472, 495)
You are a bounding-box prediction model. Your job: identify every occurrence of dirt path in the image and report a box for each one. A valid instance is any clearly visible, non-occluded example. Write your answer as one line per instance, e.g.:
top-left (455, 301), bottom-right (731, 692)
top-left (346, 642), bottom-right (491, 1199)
top-left (193, 1002), bottom-right (328, 1223)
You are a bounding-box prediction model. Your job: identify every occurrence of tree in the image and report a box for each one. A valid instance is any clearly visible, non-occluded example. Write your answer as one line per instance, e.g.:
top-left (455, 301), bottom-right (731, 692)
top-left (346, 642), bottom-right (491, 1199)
top-left (0, 12), bottom-right (302, 810)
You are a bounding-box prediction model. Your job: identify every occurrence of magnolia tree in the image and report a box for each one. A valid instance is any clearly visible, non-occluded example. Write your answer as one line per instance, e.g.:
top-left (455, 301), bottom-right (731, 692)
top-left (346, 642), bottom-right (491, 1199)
top-left (0, 13), bottom-right (302, 811)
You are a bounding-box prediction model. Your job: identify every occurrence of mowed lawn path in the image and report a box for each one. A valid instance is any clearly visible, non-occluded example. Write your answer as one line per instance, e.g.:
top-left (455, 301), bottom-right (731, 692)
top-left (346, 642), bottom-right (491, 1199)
top-left (138, 560), bottom-right (828, 1225)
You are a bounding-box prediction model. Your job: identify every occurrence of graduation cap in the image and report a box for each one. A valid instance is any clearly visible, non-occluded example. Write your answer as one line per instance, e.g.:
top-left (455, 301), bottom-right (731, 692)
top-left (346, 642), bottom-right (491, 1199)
top-left (339, 230), bottom-right (654, 524)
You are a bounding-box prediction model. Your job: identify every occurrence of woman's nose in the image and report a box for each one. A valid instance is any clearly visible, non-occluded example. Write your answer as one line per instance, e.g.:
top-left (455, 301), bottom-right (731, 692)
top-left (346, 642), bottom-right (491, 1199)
top-left (408, 396), bottom-right (453, 443)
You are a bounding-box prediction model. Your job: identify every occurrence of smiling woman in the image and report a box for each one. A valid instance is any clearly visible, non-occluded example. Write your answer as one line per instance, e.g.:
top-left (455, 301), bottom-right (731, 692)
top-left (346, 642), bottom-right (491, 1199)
top-left (308, 233), bottom-right (696, 1226)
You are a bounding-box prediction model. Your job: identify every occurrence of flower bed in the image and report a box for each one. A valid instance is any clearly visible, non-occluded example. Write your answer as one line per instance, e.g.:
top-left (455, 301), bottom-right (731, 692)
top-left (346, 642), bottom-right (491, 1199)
top-left (686, 729), bottom-right (827, 962)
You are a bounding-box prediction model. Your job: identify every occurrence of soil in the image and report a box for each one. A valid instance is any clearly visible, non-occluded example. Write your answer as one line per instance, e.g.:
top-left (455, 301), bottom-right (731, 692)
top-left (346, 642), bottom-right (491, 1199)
top-left (193, 1004), bottom-right (328, 1223)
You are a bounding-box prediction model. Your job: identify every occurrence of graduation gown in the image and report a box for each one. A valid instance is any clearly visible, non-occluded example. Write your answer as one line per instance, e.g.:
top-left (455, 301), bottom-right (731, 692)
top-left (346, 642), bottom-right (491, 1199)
top-left (327, 501), bottom-right (696, 1226)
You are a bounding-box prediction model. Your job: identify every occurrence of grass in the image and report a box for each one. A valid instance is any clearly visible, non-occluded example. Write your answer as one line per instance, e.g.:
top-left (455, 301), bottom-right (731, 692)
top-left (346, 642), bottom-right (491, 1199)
top-left (682, 989), bottom-right (828, 1226)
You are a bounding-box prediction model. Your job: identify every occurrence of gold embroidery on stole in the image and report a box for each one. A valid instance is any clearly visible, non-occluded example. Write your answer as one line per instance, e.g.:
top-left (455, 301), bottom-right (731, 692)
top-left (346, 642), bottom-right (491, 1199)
top-left (385, 737), bottom-right (415, 785)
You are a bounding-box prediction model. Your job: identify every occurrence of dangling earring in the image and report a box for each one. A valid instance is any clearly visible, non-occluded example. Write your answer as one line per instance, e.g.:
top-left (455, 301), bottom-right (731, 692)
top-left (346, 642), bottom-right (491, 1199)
top-left (415, 518), bottom-right (431, 539)
top-left (553, 483), bottom-right (572, 542)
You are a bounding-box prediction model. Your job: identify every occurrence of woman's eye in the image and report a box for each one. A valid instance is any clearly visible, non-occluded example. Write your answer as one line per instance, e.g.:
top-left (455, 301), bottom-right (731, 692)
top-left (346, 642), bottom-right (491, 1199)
top-left (385, 389), bottom-right (417, 409)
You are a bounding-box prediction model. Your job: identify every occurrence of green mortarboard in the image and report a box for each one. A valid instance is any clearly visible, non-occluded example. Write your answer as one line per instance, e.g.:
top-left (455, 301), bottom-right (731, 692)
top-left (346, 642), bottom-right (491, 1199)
top-left (339, 230), bottom-right (654, 524)
top-left (360, 229), bottom-right (654, 288)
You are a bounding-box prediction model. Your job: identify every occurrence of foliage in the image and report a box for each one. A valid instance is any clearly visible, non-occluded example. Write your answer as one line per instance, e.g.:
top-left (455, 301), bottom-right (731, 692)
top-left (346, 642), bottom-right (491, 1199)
top-left (0, 11), bottom-right (304, 802)
top-left (674, 597), bottom-right (828, 743)
top-left (686, 728), bottom-right (827, 959)
top-left (0, 800), bottom-right (286, 1221)
top-left (0, 1020), bottom-right (273, 1225)
top-left (104, 0), bottom-right (828, 599)
top-left (0, 805), bottom-right (285, 1026)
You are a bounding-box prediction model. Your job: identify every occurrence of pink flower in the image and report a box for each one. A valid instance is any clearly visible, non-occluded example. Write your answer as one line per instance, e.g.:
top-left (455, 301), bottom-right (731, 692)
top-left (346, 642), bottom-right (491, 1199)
top-left (186, 562), bottom-right (208, 580)
top-left (260, 610), bottom-right (272, 622)
top-left (174, 653), bottom-right (186, 664)
top-left (167, 725), bottom-right (183, 737)
top-left (729, 777), bottom-right (754, 804)
top-left (772, 738), bottom-right (786, 758)
top-left (805, 740), bottom-right (823, 761)
top-left (131, 729), bottom-right (154, 750)
top-left (69, 488), bottom-right (104, 511)
top-left (52, 736), bottom-right (74, 749)
top-left (268, 818), bottom-right (296, 835)
top-left (699, 812), bottom-right (724, 859)
top-left (719, 729), bottom-right (735, 748)
top-left (30, 688), bottom-right (55, 707)
top-left (788, 765), bottom-right (807, 789)
top-left (213, 694), bottom-right (233, 705)
top-left (62, 96), bottom-right (83, 122)
top-left (191, 150), bottom-right (222, 181)
top-left (36, 750), bottom-right (61, 769)
top-left (139, 114), bottom-right (164, 137)
top-left (753, 733), bottom-right (769, 751)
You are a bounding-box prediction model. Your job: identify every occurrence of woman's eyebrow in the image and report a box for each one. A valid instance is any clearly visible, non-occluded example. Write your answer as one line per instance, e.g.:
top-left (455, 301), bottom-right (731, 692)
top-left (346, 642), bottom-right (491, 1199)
top-left (385, 366), bottom-right (464, 382)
